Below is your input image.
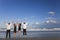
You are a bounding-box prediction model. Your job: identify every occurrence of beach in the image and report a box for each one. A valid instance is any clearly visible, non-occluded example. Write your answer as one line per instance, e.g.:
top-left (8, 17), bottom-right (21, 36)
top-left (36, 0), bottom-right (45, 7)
top-left (1, 37), bottom-right (60, 40)
top-left (0, 31), bottom-right (60, 40)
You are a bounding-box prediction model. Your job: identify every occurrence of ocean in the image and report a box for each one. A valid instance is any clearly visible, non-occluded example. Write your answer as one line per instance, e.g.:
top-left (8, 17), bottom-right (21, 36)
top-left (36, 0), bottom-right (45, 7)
top-left (0, 31), bottom-right (60, 38)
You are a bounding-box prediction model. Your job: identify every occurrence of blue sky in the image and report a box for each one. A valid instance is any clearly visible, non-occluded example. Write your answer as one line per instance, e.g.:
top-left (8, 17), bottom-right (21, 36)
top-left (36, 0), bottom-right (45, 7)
top-left (0, 0), bottom-right (60, 28)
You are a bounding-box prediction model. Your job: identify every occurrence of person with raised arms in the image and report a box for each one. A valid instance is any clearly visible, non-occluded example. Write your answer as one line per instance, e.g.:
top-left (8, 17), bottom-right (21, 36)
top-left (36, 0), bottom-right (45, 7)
top-left (22, 22), bottom-right (27, 35)
top-left (5, 21), bottom-right (12, 39)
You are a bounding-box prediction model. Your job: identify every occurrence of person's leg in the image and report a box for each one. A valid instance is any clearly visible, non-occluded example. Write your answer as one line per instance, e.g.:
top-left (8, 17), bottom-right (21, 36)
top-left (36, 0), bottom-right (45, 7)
top-left (9, 30), bottom-right (11, 38)
top-left (18, 30), bottom-right (20, 37)
top-left (24, 29), bottom-right (26, 35)
top-left (14, 33), bottom-right (16, 38)
top-left (25, 29), bottom-right (27, 35)
top-left (6, 30), bottom-right (8, 38)
top-left (23, 29), bottom-right (24, 35)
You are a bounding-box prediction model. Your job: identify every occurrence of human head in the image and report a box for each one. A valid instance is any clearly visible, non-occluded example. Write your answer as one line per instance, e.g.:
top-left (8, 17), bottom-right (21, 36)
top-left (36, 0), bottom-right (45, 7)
top-left (8, 23), bottom-right (10, 25)
top-left (23, 22), bottom-right (25, 24)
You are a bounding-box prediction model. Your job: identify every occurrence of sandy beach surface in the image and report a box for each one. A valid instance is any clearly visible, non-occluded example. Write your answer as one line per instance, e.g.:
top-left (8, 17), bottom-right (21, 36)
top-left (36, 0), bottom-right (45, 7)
top-left (0, 31), bottom-right (60, 40)
top-left (1, 37), bottom-right (60, 40)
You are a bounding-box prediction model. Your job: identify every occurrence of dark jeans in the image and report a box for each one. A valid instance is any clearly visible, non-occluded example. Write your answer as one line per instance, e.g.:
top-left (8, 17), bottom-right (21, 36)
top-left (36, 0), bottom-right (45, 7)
top-left (6, 30), bottom-right (11, 38)
top-left (23, 29), bottom-right (27, 35)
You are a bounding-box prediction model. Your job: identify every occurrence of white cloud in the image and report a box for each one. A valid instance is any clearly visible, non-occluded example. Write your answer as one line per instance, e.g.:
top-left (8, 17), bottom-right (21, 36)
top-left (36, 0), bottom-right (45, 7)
top-left (45, 17), bottom-right (54, 20)
top-left (35, 22), bottom-right (40, 24)
top-left (46, 20), bottom-right (50, 23)
top-left (48, 12), bottom-right (55, 15)
top-left (45, 17), bottom-right (57, 24)
top-left (46, 20), bottom-right (57, 24)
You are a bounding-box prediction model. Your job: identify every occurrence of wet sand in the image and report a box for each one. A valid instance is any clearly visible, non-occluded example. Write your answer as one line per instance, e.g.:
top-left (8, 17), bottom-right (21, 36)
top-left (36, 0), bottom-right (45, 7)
top-left (1, 37), bottom-right (60, 40)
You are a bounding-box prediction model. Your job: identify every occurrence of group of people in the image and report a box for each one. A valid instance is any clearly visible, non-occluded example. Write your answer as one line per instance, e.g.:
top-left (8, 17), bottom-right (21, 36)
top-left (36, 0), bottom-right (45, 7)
top-left (5, 21), bottom-right (27, 38)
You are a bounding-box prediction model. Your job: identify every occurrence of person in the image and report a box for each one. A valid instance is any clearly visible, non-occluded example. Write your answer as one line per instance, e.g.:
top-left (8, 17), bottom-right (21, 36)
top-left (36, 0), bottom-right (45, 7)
top-left (5, 22), bottom-right (12, 38)
top-left (13, 23), bottom-right (17, 38)
top-left (18, 23), bottom-right (21, 37)
top-left (22, 22), bottom-right (27, 35)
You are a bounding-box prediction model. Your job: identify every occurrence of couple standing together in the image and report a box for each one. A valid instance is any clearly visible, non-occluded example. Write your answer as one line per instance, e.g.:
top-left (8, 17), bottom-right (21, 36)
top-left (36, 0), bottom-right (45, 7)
top-left (5, 22), bottom-right (27, 38)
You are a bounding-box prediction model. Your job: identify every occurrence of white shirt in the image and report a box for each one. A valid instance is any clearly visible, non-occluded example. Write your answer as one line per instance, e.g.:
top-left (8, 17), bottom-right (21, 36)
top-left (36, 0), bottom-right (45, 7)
top-left (22, 23), bottom-right (27, 29)
top-left (6, 23), bottom-right (12, 30)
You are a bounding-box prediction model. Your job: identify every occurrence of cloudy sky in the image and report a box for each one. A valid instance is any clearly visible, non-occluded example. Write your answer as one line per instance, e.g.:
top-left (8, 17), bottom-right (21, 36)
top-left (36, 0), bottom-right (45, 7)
top-left (0, 0), bottom-right (60, 28)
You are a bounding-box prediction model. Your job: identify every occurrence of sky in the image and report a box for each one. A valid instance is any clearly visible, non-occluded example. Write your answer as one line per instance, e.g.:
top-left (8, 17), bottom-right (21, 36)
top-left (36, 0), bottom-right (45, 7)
top-left (0, 0), bottom-right (60, 28)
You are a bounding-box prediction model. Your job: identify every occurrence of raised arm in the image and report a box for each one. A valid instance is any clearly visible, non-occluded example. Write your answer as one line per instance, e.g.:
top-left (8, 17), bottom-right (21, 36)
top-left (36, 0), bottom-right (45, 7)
top-left (4, 21), bottom-right (7, 25)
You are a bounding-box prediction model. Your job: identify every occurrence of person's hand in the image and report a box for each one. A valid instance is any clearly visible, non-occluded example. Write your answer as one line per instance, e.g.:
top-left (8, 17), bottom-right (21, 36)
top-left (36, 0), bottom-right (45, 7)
top-left (12, 21), bottom-right (14, 24)
top-left (4, 21), bottom-right (6, 24)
